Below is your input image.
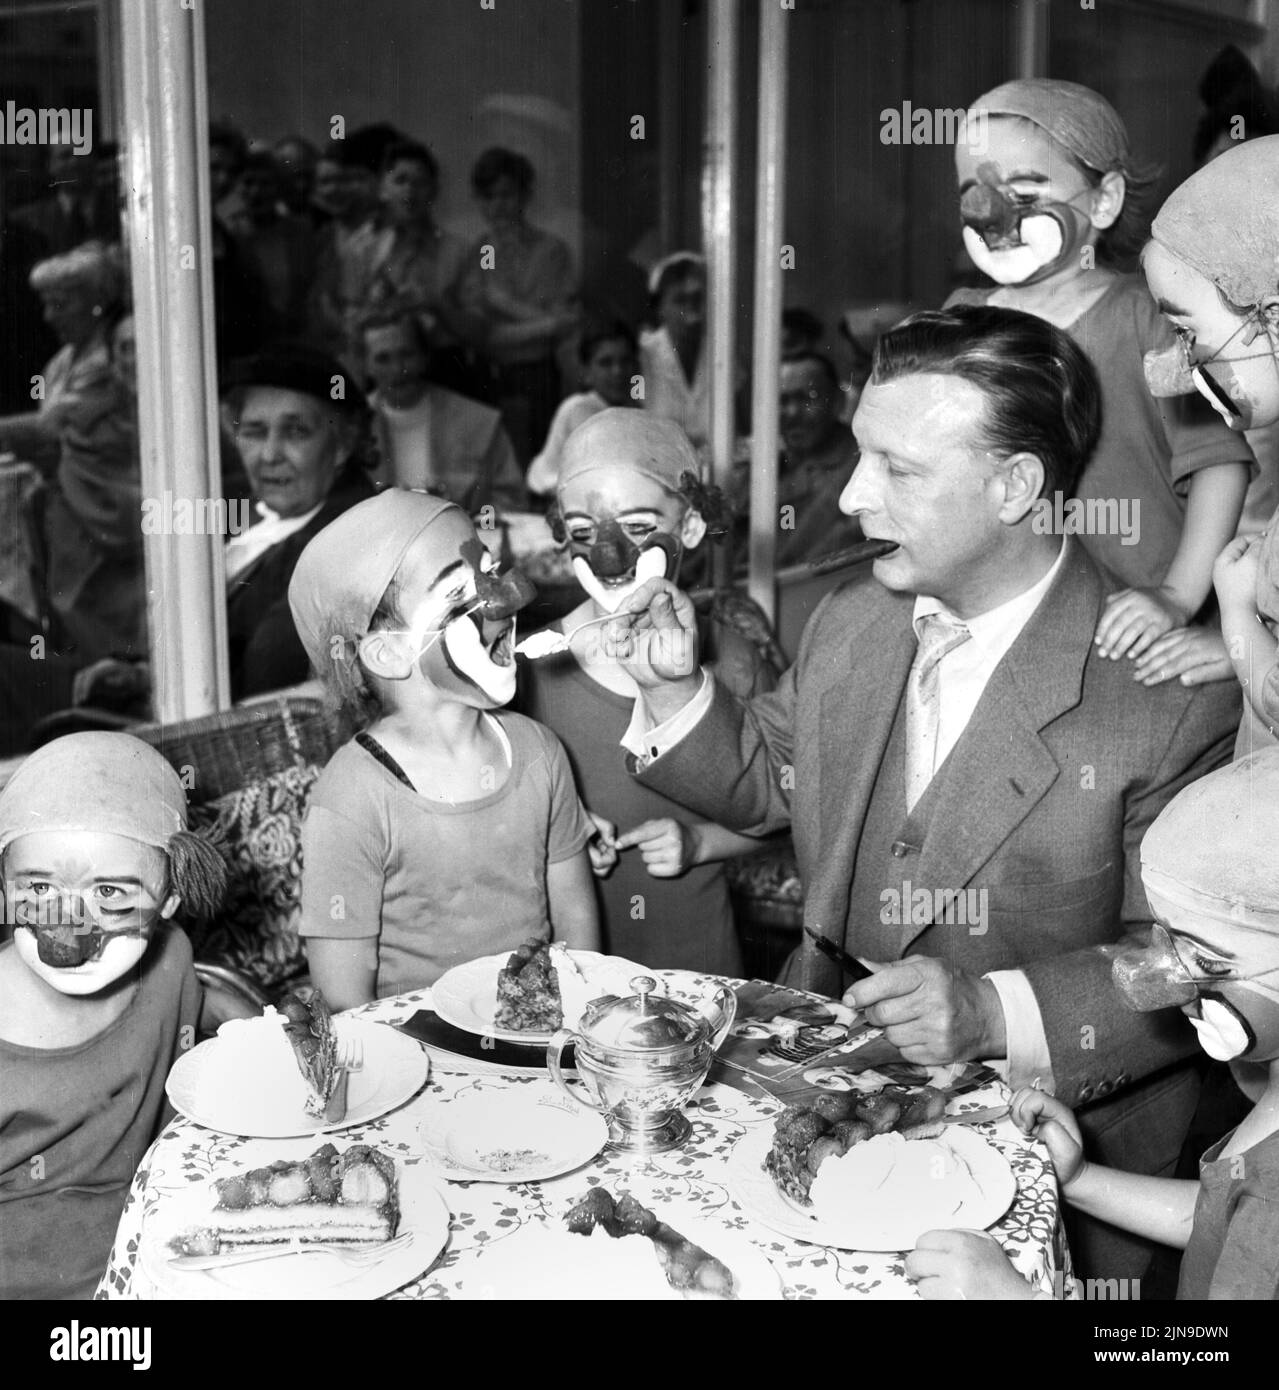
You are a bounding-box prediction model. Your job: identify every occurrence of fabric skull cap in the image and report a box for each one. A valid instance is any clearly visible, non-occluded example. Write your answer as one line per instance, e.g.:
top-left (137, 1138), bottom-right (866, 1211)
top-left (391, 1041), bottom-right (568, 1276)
top-left (0, 732), bottom-right (189, 856)
top-left (968, 79), bottom-right (1133, 175)
top-left (558, 408), bottom-right (700, 496)
top-left (221, 339), bottom-right (368, 415)
top-left (1150, 136), bottom-right (1279, 308)
top-left (1141, 747), bottom-right (1279, 933)
top-left (289, 488), bottom-right (463, 671)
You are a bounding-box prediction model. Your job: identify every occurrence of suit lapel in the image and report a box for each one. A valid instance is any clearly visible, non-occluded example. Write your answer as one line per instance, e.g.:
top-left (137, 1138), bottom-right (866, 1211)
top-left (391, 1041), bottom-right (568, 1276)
top-left (900, 542), bottom-right (1098, 951)
top-left (812, 604), bottom-right (915, 949)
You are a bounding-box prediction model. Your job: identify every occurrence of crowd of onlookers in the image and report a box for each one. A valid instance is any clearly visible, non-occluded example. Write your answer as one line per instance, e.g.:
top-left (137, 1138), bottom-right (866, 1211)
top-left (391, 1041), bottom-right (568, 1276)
top-left (0, 115), bottom-right (880, 753)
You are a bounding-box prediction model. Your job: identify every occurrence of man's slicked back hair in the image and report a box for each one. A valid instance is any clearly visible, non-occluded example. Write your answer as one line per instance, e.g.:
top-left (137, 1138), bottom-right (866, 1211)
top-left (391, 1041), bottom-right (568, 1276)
top-left (871, 304), bottom-right (1101, 500)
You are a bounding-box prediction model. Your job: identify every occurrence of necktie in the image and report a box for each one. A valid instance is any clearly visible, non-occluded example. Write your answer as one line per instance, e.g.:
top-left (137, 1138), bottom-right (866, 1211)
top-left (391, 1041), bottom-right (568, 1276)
top-left (905, 610), bottom-right (972, 811)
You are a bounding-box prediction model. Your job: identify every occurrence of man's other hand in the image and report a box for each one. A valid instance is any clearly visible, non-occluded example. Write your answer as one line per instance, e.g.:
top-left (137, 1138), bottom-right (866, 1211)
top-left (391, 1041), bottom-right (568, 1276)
top-left (844, 954), bottom-right (1007, 1063)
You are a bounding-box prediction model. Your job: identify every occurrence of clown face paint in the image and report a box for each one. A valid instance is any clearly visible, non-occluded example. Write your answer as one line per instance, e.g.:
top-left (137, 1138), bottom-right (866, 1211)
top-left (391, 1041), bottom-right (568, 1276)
top-left (5, 829), bottom-right (173, 996)
top-left (955, 119), bottom-right (1105, 288)
top-left (390, 517), bottom-right (533, 707)
top-left (559, 465), bottom-right (692, 614)
top-left (1142, 240), bottom-right (1279, 431)
top-left (1111, 883), bottom-right (1279, 1063)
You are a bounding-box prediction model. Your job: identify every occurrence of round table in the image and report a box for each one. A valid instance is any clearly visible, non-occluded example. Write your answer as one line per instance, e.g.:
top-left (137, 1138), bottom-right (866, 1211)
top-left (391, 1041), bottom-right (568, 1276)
top-left (96, 986), bottom-right (1071, 1300)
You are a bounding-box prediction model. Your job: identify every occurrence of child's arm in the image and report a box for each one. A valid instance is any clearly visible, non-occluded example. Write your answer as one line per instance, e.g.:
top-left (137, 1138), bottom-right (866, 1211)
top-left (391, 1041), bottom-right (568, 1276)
top-left (1096, 462), bottom-right (1251, 661)
top-left (1215, 535), bottom-right (1279, 725)
top-left (299, 800), bottom-right (384, 1013)
top-left (613, 818), bottom-right (765, 878)
top-left (1162, 463), bottom-right (1252, 621)
top-left (307, 937), bottom-right (379, 1013)
top-left (1012, 1086), bottom-right (1199, 1249)
top-left (547, 848), bottom-right (601, 951)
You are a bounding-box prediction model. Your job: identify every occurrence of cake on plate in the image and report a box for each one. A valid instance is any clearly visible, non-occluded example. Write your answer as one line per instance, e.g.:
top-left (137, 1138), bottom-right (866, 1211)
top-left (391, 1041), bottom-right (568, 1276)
top-left (565, 1187), bottom-right (735, 1298)
top-left (495, 938), bottom-right (564, 1031)
top-left (169, 1143), bottom-right (399, 1255)
top-left (763, 1086), bottom-right (948, 1205)
top-left (279, 989), bottom-right (340, 1116)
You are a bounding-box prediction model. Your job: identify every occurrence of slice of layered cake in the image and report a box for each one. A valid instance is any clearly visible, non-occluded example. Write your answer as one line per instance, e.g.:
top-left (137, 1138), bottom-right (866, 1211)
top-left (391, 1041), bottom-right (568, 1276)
top-left (279, 989), bottom-right (340, 1117)
top-left (494, 937), bottom-right (563, 1031)
top-left (170, 1143), bottom-right (399, 1256)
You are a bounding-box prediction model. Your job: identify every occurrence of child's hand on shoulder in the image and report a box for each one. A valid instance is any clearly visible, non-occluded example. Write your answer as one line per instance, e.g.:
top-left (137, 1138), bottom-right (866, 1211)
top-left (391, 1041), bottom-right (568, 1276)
top-left (1131, 626), bottom-right (1234, 687)
top-left (1011, 1086), bottom-right (1086, 1192)
top-left (906, 1229), bottom-right (1036, 1300)
top-left (1095, 587), bottom-right (1188, 661)
top-left (614, 818), bottom-right (700, 878)
top-left (1213, 535), bottom-right (1262, 619)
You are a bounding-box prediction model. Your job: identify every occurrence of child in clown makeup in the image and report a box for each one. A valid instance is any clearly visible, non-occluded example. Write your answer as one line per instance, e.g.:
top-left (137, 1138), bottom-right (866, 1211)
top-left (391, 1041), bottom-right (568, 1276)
top-left (904, 750), bottom-right (1279, 1301)
top-left (518, 410), bottom-right (776, 975)
top-left (950, 79), bottom-right (1254, 682)
top-left (289, 489), bottom-right (600, 1007)
top-left (1137, 136), bottom-right (1279, 750)
top-left (0, 732), bottom-right (222, 1299)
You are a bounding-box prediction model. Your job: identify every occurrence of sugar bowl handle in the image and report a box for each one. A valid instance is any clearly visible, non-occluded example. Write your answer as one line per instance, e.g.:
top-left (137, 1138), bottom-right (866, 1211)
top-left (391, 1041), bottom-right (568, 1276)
top-left (546, 1029), bottom-right (605, 1113)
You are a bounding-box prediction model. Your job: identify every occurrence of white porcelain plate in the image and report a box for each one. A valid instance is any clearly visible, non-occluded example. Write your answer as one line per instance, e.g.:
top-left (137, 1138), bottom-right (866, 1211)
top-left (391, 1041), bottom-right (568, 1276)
top-left (417, 1086), bottom-right (608, 1183)
top-left (165, 1018), bottom-right (430, 1138)
top-left (726, 1123), bottom-right (1016, 1252)
top-left (458, 1205), bottom-right (782, 1300)
top-left (139, 1150), bottom-right (450, 1300)
top-left (430, 950), bottom-right (652, 1046)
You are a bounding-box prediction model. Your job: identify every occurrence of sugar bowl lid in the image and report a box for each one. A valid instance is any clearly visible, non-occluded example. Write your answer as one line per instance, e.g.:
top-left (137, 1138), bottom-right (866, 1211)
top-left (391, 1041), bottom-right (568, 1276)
top-left (578, 976), bottom-right (710, 1051)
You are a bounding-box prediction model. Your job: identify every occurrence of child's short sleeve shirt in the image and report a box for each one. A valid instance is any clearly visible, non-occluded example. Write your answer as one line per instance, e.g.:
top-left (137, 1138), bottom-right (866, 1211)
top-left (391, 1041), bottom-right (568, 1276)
top-left (300, 711), bottom-right (593, 995)
top-left (1178, 1126), bottom-right (1279, 1299)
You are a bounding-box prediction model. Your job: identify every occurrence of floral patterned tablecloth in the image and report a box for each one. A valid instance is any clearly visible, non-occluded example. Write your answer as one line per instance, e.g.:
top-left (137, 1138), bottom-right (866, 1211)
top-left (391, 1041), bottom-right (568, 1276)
top-left (96, 987), bottom-right (1070, 1301)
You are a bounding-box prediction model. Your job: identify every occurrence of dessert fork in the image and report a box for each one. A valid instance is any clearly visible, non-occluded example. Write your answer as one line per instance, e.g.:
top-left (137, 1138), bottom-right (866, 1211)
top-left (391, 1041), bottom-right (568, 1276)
top-left (514, 613), bottom-right (621, 660)
top-left (324, 1034), bottom-right (365, 1124)
top-left (169, 1230), bottom-right (414, 1271)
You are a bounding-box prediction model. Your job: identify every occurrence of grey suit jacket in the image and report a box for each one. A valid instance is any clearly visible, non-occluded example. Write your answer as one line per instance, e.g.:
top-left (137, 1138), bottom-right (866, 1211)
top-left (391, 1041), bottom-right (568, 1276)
top-left (638, 541), bottom-right (1239, 1108)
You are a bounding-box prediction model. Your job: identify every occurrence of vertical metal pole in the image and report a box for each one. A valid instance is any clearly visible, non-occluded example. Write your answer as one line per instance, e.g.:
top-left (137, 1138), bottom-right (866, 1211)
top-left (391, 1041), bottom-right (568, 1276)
top-left (702, 0), bottom-right (738, 588)
top-left (119, 0), bottom-right (228, 720)
top-left (747, 0), bottom-right (788, 624)
top-left (1015, 0), bottom-right (1050, 80)
top-left (657, 0), bottom-right (682, 255)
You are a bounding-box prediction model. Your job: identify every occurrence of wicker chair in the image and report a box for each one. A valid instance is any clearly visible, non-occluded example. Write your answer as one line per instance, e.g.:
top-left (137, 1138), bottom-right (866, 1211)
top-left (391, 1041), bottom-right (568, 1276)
top-left (125, 697), bottom-right (350, 1035)
top-left (127, 696), bottom-right (348, 808)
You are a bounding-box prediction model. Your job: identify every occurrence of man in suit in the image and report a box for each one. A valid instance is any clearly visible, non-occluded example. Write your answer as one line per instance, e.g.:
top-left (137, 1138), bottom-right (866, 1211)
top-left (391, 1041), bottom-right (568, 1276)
top-left (361, 311), bottom-right (526, 515)
top-left (612, 304), bottom-right (1240, 1287)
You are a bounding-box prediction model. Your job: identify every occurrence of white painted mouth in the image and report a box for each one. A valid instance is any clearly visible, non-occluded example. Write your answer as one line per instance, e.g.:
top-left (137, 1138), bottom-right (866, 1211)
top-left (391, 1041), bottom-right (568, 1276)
top-left (572, 546), bottom-right (670, 614)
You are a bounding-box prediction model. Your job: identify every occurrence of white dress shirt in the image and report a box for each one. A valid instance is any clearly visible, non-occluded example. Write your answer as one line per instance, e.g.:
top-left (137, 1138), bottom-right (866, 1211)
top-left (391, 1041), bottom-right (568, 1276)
top-left (622, 542), bottom-right (1069, 1090)
top-left (224, 500), bottom-right (324, 584)
top-left (373, 390), bottom-right (435, 492)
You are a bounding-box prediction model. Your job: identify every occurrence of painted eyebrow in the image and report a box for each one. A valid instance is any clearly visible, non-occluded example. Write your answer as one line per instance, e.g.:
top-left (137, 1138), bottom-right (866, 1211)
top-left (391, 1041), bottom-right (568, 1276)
top-left (427, 560), bottom-right (469, 592)
top-left (1169, 930), bottom-right (1237, 961)
top-left (1155, 297), bottom-right (1195, 318)
top-left (13, 871), bottom-right (144, 886)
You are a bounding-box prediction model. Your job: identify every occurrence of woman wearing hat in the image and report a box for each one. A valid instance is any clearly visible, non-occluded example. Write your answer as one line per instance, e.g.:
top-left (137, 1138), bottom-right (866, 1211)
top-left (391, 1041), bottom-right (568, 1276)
top-left (67, 342), bottom-right (378, 715)
top-left (218, 342), bottom-right (377, 697)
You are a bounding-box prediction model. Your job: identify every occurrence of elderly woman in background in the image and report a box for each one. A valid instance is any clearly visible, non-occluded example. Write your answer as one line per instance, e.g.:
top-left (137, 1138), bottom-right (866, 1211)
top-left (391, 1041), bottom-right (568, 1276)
top-left (70, 342), bottom-right (377, 719)
top-left (455, 147), bottom-right (579, 464)
top-left (219, 343), bottom-right (377, 696)
top-left (0, 240), bottom-right (124, 469)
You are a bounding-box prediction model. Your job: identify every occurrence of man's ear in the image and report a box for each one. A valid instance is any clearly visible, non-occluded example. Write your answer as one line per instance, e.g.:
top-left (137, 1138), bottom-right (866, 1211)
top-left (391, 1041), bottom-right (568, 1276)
top-left (357, 630), bottom-right (415, 680)
top-left (1088, 171), bottom-right (1125, 232)
top-left (680, 509), bottom-right (707, 550)
top-left (997, 451), bottom-right (1046, 523)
